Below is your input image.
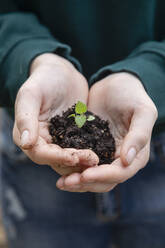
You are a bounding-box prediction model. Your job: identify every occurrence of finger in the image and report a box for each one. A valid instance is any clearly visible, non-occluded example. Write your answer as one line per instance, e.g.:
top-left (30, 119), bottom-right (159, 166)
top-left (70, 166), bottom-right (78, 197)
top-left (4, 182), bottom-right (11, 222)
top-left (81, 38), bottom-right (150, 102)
top-left (58, 173), bottom-right (81, 187)
top-left (38, 121), bottom-right (52, 144)
top-left (76, 149), bottom-right (99, 166)
top-left (63, 182), bottom-right (116, 193)
top-left (56, 176), bottom-right (65, 189)
top-left (15, 80), bottom-right (41, 149)
top-left (57, 174), bottom-right (116, 192)
top-left (121, 107), bottom-right (156, 166)
top-left (56, 174), bottom-right (87, 192)
top-left (64, 148), bottom-right (99, 168)
top-left (57, 173), bottom-right (116, 193)
top-left (57, 176), bottom-right (87, 192)
top-left (52, 164), bottom-right (87, 176)
top-left (81, 143), bottom-right (149, 185)
top-left (56, 174), bottom-right (84, 192)
top-left (78, 183), bottom-right (116, 193)
top-left (24, 136), bottom-right (79, 167)
top-left (13, 122), bottom-right (21, 147)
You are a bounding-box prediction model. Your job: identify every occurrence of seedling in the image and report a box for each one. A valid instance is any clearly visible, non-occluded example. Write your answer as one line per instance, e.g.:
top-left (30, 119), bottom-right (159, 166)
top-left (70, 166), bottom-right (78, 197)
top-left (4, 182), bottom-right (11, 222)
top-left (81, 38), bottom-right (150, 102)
top-left (68, 101), bottom-right (95, 128)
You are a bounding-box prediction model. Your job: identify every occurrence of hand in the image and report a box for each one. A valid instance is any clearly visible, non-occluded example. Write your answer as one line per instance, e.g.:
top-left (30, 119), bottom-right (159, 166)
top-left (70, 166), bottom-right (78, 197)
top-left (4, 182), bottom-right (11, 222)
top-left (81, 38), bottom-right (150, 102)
top-left (56, 72), bottom-right (158, 192)
top-left (13, 53), bottom-right (98, 175)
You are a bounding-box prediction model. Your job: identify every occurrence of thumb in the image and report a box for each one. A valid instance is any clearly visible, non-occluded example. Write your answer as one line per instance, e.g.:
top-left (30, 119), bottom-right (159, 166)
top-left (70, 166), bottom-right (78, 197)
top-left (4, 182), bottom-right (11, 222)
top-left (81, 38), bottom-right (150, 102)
top-left (120, 107), bottom-right (157, 166)
top-left (14, 81), bottom-right (41, 149)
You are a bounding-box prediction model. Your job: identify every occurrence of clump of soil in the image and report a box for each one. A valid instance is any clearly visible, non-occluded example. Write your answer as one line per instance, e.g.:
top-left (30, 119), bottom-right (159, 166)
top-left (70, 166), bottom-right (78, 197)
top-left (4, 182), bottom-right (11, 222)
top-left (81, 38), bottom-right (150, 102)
top-left (49, 105), bottom-right (115, 164)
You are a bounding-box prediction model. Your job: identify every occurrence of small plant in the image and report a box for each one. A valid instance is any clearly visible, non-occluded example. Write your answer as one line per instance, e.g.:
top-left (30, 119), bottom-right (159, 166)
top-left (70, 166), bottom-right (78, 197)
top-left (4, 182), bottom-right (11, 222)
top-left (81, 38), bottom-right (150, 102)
top-left (68, 101), bottom-right (95, 128)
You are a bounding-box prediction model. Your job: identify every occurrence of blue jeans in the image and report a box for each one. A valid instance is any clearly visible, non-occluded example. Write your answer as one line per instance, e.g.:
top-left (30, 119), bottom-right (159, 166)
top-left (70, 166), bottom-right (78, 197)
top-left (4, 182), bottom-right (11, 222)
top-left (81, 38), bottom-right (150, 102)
top-left (1, 110), bottom-right (165, 248)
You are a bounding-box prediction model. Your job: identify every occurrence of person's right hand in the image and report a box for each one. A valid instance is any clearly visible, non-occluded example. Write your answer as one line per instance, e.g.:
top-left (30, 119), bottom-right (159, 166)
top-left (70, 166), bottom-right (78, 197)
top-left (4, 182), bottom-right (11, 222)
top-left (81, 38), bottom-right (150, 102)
top-left (13, 53), bottom-right (99, 175)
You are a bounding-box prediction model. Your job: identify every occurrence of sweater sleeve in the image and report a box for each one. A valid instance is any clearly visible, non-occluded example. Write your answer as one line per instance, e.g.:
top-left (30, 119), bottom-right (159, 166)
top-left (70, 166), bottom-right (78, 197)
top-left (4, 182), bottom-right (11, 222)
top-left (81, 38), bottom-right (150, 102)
top-left (90, 41), bottom-right (165, 129)
top-left (0, 11), bottom-right (82, 107)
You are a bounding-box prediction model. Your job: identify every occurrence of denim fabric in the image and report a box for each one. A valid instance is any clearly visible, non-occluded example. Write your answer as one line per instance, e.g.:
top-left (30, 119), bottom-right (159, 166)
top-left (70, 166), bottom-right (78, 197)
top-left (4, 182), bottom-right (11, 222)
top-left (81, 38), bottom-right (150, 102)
top-left (1, 110), bottom-right (165, 248)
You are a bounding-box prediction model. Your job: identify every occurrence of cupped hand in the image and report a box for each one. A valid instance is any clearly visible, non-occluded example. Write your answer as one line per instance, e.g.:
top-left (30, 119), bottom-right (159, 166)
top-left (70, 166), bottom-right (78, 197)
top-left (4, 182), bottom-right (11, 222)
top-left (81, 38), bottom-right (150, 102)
top-left (13, 53), bottom-right (98, 175)
top-left (56, 72), bottom-right (158, 192)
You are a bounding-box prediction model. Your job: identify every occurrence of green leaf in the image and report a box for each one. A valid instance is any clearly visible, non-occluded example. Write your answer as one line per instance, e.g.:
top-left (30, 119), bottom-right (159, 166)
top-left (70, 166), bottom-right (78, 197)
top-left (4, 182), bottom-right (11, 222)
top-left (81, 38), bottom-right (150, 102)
top-left (75, 101), bottom-right (87, 114)
top-left (87, 115), bottom-right (95, 121)
top-left (75, 115), bottom-right (86, 128)
top-left (68, 113), bottom-right (75, 118)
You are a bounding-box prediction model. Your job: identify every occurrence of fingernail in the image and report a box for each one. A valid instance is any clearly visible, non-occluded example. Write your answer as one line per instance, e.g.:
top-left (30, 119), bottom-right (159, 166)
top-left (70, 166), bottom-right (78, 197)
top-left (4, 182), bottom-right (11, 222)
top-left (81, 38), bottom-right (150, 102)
top-left (56, 178), bottom-right (64, 189)
top-left (20, 130), bottom-right (29, 147)
top-left (127, 147), bottom-right (136, 165)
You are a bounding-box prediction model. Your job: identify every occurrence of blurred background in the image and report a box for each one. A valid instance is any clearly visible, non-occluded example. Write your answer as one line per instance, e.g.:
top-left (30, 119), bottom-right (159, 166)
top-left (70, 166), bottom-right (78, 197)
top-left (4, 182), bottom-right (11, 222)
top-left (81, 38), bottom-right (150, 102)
top-left (0, 109), bottom-right (8, 248)
top-left (0, 213), bottom-right (7, 248)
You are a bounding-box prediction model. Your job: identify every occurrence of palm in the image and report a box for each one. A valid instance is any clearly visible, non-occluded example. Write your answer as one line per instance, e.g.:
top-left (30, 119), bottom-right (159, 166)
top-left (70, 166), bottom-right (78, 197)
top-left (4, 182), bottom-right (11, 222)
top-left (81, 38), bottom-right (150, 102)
top-left (36, 68), bottom-right (88, 144)
top-left (89, 77), bottom-right (137, 165)
top-left (35, 77), bottom-right (89, 174)
top-left (88, 98), bottom-right (130, 163)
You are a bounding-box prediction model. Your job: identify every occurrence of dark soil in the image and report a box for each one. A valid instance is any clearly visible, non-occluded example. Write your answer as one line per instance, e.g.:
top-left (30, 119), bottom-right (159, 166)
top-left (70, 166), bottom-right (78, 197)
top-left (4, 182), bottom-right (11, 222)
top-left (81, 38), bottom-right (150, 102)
top-left (49, 105), bottom-right (116, 164)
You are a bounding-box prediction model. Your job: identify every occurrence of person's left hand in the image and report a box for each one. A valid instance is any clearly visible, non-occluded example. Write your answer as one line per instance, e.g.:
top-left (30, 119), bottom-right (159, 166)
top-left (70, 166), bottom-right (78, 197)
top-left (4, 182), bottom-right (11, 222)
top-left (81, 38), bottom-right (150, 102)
top-left (56, 72), bottom-right (158, 192)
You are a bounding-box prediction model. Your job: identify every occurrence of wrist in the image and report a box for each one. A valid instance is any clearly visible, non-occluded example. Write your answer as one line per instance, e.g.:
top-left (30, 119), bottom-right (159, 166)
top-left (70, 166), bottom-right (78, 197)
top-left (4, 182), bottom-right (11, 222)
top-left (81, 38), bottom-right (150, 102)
top-left (93, 72), bottom-right (145, 92)
top-left (107, 72), bottom-right (144, 88)
top-left (30, 53), bottom-right (75, 75)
